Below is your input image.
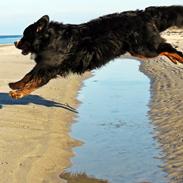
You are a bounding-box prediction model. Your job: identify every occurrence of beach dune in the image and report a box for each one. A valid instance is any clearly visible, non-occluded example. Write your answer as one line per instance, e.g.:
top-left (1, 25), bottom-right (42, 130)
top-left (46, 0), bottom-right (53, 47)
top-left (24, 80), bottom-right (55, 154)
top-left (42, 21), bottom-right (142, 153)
top-left (0, 45), bottom-right (89, 183)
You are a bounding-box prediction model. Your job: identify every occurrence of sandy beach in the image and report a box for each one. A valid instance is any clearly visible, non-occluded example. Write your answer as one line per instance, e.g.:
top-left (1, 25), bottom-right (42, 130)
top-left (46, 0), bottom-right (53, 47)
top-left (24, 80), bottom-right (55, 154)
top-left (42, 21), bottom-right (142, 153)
top-left (140, 28), bottom-right (183, 183)
top-left (1, 28), bottom-right (183, 183)
top-left (0, 45), bottom-right (89, 183)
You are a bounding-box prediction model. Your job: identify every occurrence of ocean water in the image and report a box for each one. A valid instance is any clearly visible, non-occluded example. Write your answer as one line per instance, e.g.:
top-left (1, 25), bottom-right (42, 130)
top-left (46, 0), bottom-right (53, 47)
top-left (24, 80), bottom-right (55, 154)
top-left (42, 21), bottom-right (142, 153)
top-left (66, 59), bottom-right (168, 183)
top-left (0, 35), bottom-right (21, 44)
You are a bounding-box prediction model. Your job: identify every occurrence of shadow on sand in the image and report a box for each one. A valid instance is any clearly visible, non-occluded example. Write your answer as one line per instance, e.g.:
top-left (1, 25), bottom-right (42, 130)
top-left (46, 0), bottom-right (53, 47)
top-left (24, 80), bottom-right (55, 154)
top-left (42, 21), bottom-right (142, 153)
top-left (0, 92), bottom-right (77, 113)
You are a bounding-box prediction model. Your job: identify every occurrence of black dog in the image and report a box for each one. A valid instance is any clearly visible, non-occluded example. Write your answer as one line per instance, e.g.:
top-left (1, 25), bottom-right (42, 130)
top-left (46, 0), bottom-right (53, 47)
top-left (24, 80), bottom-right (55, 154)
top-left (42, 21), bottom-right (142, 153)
top-left (10, 5), bottom-right (183, 99)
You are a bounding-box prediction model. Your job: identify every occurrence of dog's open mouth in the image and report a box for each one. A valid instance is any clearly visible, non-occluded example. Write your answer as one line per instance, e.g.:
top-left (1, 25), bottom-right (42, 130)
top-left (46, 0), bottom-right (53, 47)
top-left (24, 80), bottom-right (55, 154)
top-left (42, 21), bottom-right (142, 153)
top-left (21, 50), bottom-right (30, 55)
top-left (15, 41), bottom-right (31, 55)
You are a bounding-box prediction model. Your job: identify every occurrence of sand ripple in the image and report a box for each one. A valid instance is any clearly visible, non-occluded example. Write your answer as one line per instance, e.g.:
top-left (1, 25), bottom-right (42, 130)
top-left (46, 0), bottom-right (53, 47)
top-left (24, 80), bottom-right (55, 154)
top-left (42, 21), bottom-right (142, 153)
top-left (140, 28), bottom-right (183, 183)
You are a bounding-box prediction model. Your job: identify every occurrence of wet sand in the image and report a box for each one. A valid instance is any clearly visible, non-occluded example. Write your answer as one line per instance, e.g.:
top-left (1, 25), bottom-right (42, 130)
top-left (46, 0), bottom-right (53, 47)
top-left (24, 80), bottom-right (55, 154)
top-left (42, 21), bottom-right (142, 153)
top-left (0, 45), bottom-right (90, 183)
top-left (140, 28), bottom-right (183, 183)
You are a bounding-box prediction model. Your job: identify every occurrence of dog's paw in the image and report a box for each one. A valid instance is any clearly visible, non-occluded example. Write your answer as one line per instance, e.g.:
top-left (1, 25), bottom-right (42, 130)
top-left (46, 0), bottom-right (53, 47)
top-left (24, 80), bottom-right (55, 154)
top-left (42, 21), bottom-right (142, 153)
top-left (9, 90), bottom-right (24, 99)
top-left (9, 82), bottom-right (21, 90)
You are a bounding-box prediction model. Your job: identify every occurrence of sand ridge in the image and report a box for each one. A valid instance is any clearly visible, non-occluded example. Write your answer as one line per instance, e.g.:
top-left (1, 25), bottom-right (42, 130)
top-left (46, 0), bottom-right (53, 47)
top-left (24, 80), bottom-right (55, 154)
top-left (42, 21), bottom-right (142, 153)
top-left (140, 28), bottom-right (183, 183)
top-left (0, 45), bottom-right (90, 183)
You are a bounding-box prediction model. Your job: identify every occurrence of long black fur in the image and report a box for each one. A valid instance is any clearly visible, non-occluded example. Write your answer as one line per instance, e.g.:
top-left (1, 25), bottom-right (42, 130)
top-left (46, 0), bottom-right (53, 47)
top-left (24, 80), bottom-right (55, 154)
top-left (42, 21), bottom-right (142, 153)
top-left (11, 5), bottom-right (183, 95)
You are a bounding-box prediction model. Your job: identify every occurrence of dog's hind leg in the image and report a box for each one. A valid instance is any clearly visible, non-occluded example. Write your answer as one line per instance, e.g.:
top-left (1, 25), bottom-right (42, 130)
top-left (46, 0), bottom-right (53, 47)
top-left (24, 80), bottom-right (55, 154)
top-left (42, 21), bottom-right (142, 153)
top-left (158, 43), bottom-right (183, 64)
top-left (159, 52), bottom-right (183, 64)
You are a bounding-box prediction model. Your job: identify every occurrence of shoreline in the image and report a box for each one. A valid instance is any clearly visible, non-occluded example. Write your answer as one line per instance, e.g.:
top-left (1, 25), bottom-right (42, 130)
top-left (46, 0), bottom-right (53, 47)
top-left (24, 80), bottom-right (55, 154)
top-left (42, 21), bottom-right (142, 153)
top-left (139, 28), bottom-right (183, 182)
top-left (0, 44), bottom-right (91, 183)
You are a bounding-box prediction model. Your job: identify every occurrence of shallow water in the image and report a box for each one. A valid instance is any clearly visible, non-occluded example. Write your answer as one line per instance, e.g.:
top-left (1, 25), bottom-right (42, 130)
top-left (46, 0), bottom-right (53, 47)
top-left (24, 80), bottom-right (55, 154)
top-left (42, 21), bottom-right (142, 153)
top-left (66, 59), bottom-right (168, 183)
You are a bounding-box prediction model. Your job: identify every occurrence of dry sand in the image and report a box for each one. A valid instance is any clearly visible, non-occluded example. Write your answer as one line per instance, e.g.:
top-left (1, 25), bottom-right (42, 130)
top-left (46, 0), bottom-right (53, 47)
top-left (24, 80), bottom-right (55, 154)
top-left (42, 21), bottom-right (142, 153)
top-left (0, 45), bottom-right (90, 183)
top-left (140, 28), bottom-right (183, 183)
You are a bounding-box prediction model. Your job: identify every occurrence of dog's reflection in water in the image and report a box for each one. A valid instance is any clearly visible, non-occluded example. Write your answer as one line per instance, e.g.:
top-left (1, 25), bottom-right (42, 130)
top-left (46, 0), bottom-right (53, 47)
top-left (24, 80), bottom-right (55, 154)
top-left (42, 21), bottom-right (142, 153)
top-left (60, 172), bottom-right (108, 183)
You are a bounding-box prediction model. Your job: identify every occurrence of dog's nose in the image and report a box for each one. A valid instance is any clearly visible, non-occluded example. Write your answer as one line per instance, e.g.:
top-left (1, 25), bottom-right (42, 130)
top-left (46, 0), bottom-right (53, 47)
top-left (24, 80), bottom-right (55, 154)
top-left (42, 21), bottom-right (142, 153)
top-left (14, 41), bottom-right (20, 47)
top-left (14, 41), bottom-right (17, 46)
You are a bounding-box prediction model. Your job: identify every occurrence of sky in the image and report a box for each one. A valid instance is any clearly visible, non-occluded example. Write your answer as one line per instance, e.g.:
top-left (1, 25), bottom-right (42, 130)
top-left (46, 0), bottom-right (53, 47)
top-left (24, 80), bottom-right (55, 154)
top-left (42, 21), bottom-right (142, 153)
top-left (0, 0), bottom-right (182, 35)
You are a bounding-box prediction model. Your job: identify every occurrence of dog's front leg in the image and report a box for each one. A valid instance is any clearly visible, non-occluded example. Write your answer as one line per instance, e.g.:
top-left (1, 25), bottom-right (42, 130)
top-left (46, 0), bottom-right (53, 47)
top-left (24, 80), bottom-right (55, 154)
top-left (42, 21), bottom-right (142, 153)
top-left (9, 72), bottom-right (33, 90)
top-left (9, 65), bottom-right (56, 99)
top-left (9, 77), bottom-right (46, 99)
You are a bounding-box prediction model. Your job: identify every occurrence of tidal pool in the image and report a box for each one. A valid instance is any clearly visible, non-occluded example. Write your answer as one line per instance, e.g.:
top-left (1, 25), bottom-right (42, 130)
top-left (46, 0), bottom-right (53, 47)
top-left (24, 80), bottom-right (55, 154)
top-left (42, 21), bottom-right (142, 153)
top-left (66, 59), bottom-right (168, 183)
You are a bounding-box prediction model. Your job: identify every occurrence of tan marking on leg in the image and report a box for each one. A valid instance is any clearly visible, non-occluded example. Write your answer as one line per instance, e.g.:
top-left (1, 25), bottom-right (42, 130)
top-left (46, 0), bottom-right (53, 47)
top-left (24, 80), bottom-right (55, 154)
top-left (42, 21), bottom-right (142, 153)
top-left (160, 52), bottom-right (183, 64)
top-left (9, 74), bottom-right (32, 90)
top-left (9, 78), bottom-right (43, 99)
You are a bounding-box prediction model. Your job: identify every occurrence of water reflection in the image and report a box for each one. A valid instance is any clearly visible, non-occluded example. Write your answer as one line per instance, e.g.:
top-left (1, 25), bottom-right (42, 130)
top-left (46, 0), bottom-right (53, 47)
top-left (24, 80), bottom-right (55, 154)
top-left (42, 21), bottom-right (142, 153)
top-left (60, 172), bottom-right (108, 183)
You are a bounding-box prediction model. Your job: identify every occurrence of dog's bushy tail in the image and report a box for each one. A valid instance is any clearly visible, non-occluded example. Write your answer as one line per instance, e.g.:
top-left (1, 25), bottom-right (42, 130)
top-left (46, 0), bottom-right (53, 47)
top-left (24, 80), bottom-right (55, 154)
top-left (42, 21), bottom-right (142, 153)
top-left (145, 6), bottom-right (183, 32)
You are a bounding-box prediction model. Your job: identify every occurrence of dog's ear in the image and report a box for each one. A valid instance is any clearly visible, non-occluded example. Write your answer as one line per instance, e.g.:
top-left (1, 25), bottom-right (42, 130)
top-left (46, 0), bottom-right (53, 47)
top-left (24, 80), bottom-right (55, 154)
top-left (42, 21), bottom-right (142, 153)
top-left (36, 15), bottom-right (49, 32)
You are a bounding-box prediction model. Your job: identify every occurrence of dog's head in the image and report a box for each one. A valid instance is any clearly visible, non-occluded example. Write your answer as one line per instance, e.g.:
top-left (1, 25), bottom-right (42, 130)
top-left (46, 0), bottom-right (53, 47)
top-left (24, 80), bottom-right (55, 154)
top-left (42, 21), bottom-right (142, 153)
top-left (15, 15), bottom-right (49, 55)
